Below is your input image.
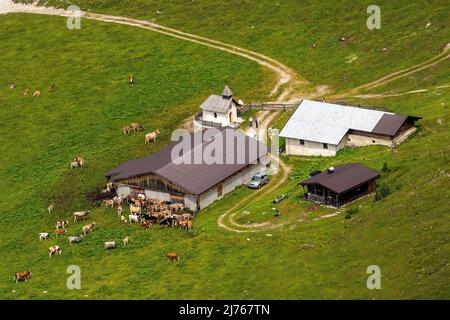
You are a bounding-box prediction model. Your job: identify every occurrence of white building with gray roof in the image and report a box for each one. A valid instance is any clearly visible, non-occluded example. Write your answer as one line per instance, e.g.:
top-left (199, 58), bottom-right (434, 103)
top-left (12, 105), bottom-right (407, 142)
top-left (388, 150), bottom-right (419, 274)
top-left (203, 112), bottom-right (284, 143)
top-left (194, 85), bottom-right (243, 129)
top-left (280, 100), bottom-right (420, 156)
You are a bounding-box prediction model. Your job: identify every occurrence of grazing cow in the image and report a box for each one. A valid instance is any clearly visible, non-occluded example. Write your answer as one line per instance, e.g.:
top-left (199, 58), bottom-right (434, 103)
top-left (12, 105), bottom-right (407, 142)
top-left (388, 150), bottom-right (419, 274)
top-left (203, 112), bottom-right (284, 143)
top-left (122, 125), bottom-right (132, 135)
top-left (137, 193), bottom-right (146, 200)
top-left (185, 220), bottom-right (193, 231)
top-left (69, 161), bottom-right (80, 169)
top-left (14, 271), bottom-right (32, 283)
top-left (104, 241), bottom-right (117, 250)
top-left (33, 90), bottom-right (41, 97)
top-left (48, 245), bottom-right (62, 257)
top-left (47, 203), bottom-right (54, 214)
top-left (68, 236), bottom-right (83, 244)
top-left (129, 214), bottom-right (140, 224)
top-left (102, 199), bottom-right (114, 208)
top-left (159, 217), bottom-right (175, 227)
top-left (123, 236), bottom-right (129, 247)
top-left (170, 203), bottom-right (184, 212)
top-left (56, 220), bottom-right (69, 229)
top-left (82, 222), bottom-right (96, 236)
top-left (180, 213), bottom-right (193, 221)
top-left (39, 233), bottom-right (50, 241)
top-left (145, 130), bottom-right (160, 144)
top-left (129, 205), bottom-right (141, 215)
top-left (23, 88), bottom-right (30, 96)
top-left (140, 222), bottom-right (151, 229)
top-left (117, 205), bottom-right (124, 216)
top-left (73, 211), bottom-right (90, 222)
top-left (120, 215), bottom-right (127, 224)
top-left (130, 123), bottom-right (144, 132)
top-left (177, 219), bottom-right (193, 231)
top-left (166, 252), bottom-right (180, 262)
top-left (106, 182), bottom-right (115, 192)
top-left (128, 74), bottom-right (134, 85)
top-left (78, 159), bottom-right (86, 169)
top-left (10, 83), bottom-right (16, 89)
top-left (114, 196), bottom-right (123, 206)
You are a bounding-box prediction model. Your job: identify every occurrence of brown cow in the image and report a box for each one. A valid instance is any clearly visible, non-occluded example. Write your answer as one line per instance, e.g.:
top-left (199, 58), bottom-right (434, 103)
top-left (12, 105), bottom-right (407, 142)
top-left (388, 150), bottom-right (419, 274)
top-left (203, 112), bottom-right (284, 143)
top-left (166, 252), bottom-right (180, 262)
top-left (82, 222), bottom-right (96, 236)
top-left (48, 245), bottom-right (62, 257)
top-left (130, 123), bottom-right (144, 132)
top-left (14, 271), bottom-right (32, 283)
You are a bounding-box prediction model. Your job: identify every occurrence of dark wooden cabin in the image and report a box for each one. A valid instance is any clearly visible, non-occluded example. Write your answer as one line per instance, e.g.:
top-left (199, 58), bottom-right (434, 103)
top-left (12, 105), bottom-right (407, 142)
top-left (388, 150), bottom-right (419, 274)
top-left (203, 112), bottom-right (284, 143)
top-left (300, 164), bottom-right (380, 207)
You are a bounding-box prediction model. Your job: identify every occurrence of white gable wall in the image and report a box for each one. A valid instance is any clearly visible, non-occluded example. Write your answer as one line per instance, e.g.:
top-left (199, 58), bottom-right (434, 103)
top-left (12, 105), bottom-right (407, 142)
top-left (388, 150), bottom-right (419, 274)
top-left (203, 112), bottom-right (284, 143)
top-left (202, 105), bottom-right (237, 126)
top-left (285, 138), bottom-right (341, 156)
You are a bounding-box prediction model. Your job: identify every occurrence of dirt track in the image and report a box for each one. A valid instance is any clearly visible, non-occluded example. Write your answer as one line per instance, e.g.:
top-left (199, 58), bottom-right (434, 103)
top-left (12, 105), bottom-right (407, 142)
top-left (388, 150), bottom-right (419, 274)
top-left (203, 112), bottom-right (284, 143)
top-left (1, 0), bottom-right (308, 102)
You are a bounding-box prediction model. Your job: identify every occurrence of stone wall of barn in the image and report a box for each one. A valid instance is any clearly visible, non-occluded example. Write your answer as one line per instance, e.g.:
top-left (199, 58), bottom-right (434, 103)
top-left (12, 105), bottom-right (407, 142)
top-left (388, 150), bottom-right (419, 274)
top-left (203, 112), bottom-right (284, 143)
top-left (346, 133), bottom-right (393, 148)
top-left (199, 187), bottom-right (219, 209)
top-left (183, 195), bottom-right (198, 211)
top-left (198, 162), bottom-right (264, 210)
top-left (117, 185), bottom-right (131, 197)
top-left (144, 189), bottom-right (171, 202)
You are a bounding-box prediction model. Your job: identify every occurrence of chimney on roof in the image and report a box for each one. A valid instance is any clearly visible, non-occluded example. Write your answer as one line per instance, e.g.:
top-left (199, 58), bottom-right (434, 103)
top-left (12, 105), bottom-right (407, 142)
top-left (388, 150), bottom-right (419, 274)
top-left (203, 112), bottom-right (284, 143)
top-left (222, 84), bottom-right (233, 98)
top-left (327, 167), bottom-right (335, 174)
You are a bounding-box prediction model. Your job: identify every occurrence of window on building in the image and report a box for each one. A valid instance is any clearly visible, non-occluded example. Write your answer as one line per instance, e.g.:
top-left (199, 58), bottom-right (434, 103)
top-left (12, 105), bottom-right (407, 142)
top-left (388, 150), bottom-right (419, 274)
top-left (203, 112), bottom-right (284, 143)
top-left (372, 140), bottom-right (376, 143)
top-left (300, 139), bottom-right (305, 145)
top-left (323, 143), bottom-right (328, 149)
top-left (214, 112), bottom-right (218, 118)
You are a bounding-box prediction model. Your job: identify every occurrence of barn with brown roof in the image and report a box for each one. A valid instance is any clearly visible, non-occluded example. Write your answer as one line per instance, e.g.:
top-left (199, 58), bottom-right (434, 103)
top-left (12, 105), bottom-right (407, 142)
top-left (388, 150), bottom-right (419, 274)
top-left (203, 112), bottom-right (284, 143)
top-left (106, 128), bottom-right (268, 212)
top-left (300, 164), bottom-right (380, 207)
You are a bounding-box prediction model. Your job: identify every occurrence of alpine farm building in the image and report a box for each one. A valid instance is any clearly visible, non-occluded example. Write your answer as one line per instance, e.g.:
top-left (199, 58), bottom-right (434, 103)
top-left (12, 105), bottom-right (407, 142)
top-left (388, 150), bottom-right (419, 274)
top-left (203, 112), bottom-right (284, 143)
top-left (280, 100), bottom-right (421, 156)
top-left (300, 164), bottom-right (380, 207)
top-left (106, 128), bottom-right (268, 212)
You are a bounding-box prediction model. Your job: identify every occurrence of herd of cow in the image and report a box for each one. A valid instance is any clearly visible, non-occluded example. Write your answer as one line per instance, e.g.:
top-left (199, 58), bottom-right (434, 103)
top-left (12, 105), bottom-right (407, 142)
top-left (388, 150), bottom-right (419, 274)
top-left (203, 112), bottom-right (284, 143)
top-left (105, 193), bottom-right (194, 231)
top-left (14, 187), bottom-right (188, 283)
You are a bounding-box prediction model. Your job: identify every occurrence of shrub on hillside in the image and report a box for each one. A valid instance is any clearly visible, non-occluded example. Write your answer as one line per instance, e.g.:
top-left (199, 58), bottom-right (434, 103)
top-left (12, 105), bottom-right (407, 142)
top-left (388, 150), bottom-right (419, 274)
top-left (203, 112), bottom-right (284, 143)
top-left (375, 184), bottom-right (392, 201)
top-left (382, 162), bottom-right (390, 172)
top-left (86, 188), bottom-right (116, 204)
top-left (345, 208), bottom-right (359, 219)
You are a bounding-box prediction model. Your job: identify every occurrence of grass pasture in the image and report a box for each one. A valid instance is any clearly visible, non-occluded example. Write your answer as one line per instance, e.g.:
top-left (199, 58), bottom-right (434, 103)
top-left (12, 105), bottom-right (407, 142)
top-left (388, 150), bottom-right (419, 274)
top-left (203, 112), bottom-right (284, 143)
top-left (0, 1), bottom-right (449, 299)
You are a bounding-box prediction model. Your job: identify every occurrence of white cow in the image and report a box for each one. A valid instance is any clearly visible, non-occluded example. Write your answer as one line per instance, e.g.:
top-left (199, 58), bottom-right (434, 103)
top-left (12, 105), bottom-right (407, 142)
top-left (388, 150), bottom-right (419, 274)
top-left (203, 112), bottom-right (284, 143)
top-left (129, 214), bottom-right (140, 224)
top-left (104, 241), bottom-right (117, 250)
top-left (39, 233), bottom-right (50, 241)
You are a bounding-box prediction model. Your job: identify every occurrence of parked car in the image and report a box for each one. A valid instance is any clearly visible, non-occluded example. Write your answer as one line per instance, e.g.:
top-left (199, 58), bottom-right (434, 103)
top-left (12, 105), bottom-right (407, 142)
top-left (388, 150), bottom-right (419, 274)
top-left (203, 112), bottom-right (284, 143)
top-left (247, 172), bottom-right (269, 189)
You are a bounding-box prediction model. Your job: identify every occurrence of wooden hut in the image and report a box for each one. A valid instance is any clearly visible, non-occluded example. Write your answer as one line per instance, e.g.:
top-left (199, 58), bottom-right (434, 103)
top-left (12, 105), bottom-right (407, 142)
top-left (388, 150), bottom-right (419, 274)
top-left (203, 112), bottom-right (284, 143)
top-left (300, 164), bottom-right (380, 207)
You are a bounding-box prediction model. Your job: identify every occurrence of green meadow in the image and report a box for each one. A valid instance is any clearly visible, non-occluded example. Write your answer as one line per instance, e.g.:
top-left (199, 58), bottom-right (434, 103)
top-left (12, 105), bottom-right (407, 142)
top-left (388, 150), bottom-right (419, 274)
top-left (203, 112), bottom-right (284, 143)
top-left (0, 1), bottom-right (449, 299)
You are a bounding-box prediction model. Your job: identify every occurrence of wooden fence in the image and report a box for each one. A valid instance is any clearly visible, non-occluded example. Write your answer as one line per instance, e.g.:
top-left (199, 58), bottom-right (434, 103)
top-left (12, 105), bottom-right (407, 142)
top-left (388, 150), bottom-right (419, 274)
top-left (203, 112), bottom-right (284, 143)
top-left (239, 102), bottom-right (299, 115)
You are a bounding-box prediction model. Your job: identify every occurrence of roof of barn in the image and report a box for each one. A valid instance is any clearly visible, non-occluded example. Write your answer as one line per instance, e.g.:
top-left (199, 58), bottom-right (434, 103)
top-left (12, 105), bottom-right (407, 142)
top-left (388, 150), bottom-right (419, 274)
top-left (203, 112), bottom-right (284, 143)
top-left (106, 128), bottom-right (267, 195)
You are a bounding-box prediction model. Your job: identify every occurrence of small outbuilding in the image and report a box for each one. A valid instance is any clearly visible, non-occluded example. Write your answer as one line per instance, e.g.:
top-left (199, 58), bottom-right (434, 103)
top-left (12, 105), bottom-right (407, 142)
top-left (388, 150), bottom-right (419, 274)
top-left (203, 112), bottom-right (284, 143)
top-left (300, 164), bottom-right (380, 207)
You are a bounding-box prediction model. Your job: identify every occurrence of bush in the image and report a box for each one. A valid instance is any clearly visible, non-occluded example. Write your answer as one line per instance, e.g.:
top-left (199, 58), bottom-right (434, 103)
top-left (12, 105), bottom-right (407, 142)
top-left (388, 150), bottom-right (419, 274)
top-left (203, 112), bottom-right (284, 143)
top-left (382, 162), bottom-right (390, 172)
top-left (345, 208), bottom-right (359, 219)
top-left (375, 184), bottom-right (392, 201)
top-left (86, 188), bottom-right (116, 204)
